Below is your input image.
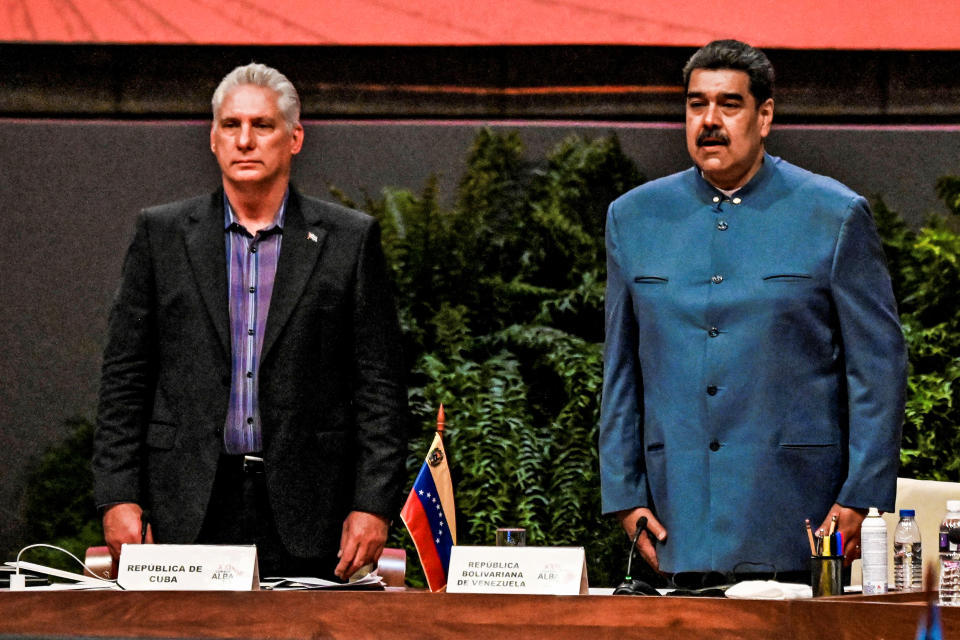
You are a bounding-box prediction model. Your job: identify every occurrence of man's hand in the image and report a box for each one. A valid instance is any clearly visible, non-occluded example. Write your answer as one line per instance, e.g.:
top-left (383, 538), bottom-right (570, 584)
top-left (102, 502), bottom-right (153, 576)
top-left (617, 507), bottom-right (668, 572)
top-left (335, 510), bottom-right (389, 580)
top-left (817, 503), bottom-right (868, 567)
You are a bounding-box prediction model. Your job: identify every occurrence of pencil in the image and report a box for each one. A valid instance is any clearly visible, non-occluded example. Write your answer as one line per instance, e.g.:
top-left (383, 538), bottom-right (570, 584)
top-left (828, 513), bottom-right (838, 537)
top-left (805, 519), bottom-right (816, 555)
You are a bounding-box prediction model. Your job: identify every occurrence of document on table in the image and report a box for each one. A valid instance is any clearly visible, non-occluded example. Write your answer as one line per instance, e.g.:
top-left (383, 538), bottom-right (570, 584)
top-left (261, 573), bottom-right (385, 590)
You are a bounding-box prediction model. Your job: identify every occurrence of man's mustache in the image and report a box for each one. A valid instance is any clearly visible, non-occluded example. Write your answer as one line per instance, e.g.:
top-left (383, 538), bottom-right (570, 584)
top-left (697, 129), bottom-right (729, 146)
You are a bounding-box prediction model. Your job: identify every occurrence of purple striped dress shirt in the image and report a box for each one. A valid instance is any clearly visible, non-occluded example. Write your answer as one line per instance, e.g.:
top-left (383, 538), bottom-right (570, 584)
top-left (222, 192), bottom-right (287, 454)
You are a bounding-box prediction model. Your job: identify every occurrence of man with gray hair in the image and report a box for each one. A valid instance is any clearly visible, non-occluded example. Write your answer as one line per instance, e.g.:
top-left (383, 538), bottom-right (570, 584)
top-left (93, 63), bottom-right (408, 580)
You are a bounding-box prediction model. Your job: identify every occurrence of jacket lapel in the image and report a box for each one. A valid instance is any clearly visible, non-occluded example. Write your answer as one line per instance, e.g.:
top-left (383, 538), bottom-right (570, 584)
top-left (261, 188), bottom-right (327, 361)
top-left (183, 191), bottom-right (231, 358)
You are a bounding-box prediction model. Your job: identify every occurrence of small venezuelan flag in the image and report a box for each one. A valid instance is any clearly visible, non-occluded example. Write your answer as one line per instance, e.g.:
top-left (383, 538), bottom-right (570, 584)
top-left (400, 415), bottom-right (456, 592)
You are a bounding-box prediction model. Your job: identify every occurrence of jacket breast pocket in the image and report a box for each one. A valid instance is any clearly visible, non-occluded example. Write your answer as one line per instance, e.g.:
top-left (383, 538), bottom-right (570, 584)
top-left (632, 276), bottom-right (669, 301)
top-left (779, 442), bottom-right (837, 450)
top-left (760, 272), bottom-right (822, 318)
top-left (762, 273), bottom-right (812, 283)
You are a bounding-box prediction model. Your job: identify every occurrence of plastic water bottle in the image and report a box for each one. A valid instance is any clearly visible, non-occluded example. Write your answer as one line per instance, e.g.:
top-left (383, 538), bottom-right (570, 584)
top-left (894, 509), bottom-right (922, 592)
top-left (939, 500), bottom-right (960, 606)
top-left (861, 506), bottom-right (888, 594)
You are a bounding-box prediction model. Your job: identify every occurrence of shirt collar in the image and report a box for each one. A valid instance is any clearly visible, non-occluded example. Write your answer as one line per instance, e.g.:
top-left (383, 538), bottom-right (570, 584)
top-left (223, 189), bottom-right (289, 232)
top-left (693, 152), bottom-right (777, 205)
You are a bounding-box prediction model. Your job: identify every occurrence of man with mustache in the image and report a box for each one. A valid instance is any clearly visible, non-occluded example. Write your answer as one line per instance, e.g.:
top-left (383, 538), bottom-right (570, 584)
top-left (93, 63), bottom-right (408, 580)
top-left (600, 40), bottom-right (906, 583)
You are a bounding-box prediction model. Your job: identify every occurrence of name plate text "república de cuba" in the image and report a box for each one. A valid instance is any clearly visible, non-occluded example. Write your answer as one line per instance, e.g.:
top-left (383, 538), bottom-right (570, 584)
top-left (118, 544), bottom-right (259, 591)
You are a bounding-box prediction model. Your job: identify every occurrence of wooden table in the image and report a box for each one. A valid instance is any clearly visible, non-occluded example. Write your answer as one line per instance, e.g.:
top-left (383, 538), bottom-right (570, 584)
top-left (0, 589), bottom-right (952, 639)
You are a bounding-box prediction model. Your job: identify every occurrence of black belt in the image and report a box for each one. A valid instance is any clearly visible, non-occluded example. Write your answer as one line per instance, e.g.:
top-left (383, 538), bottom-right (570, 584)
top-left (220, 453), bottom-right (265, 474)
top-left (243, 454), bottom-right (265, 474)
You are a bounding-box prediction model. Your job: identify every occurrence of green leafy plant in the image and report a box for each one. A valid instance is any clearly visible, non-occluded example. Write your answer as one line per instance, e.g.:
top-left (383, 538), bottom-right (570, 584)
top-left (18, 417), bottom-right (103, 572)
top-left (875, 198), bottom-right (960, 482)
top-left (359, 129), bottom-right (644, 586)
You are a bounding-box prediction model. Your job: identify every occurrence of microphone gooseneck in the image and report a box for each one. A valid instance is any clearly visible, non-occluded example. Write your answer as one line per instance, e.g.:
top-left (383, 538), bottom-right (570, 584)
top-left (624, 515), bottom-right (648, 579)
top-left (613, 515), bottom-right (659, 596)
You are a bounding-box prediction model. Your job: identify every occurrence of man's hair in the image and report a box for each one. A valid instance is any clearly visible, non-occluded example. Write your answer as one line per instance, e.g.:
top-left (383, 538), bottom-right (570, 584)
top-left (211, 62), bottom-right (301, 131)
top-left (682, 40), bottom-right (775, 106)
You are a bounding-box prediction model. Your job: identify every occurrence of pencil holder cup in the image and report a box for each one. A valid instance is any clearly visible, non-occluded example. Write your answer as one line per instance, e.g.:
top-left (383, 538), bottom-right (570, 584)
top-left (810, 555), bottom-right (843, 597)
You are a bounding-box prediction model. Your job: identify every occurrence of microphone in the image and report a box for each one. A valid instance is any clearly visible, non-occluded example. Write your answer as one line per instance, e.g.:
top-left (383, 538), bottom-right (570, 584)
top-left (613, 515), bottom-right (660, 595)
top-left (140, 509), bottom-right (151, 544)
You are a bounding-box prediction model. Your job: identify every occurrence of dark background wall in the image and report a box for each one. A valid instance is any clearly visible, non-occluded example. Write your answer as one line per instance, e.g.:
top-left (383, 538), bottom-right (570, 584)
top-left (4, 44), bottom-right (960, 122)
top-left (3, 42), bottom-right (960, 557)
top-left (3, 118), bottom-right (960, 556)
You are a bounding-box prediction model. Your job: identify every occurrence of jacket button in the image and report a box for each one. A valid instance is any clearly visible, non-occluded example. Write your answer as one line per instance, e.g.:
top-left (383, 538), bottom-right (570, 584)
top-left (709, 440), bottom-right (721, 451)
top-left (717, 220), bottom-right (729, 231)
top-left (708, 327), bottom-right (720, 337)
top-left (711, 274), bottom-right (723, 284)
top-left (706, 385), bottom-right (718, 395)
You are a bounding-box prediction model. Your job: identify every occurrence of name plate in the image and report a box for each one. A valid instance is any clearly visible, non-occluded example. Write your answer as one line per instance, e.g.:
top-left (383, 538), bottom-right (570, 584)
top-left (118, 544), bottom-right (259, 591)
top-left (447, 546), bottom-right (588, 595)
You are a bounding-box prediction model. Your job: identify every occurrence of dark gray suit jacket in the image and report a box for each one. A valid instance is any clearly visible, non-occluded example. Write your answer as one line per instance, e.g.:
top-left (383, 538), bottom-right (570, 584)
top-left (93, 187), bottom-right (408, 557)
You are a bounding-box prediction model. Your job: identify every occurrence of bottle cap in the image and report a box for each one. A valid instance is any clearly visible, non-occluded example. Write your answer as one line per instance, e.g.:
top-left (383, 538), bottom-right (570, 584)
top-left (948, 500), bottom-right (960, 512)
top-left (900, 509), bottom-right (915, 517)
top-left (867, 506), bottom-right (880, 517)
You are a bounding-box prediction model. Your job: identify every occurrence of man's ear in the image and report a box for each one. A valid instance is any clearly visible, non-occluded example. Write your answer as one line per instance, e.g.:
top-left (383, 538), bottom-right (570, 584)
top-left (290, 123), bottom-right (304, 156)
top-left (759, 98), bottom-right (774, 138)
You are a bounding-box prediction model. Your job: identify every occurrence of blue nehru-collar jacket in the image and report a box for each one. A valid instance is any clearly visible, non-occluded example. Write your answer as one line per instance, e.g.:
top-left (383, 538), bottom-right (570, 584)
top-left (600, 154), bottom-right (907, 574)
